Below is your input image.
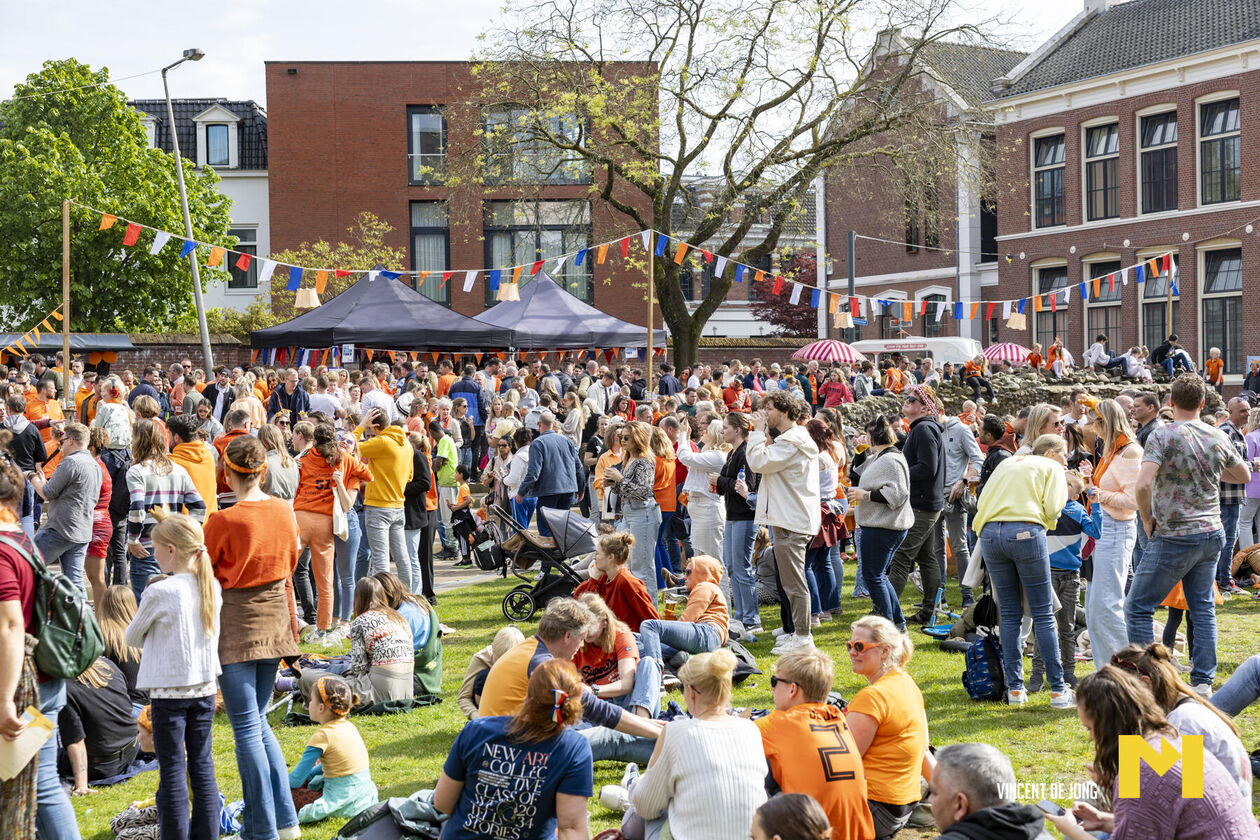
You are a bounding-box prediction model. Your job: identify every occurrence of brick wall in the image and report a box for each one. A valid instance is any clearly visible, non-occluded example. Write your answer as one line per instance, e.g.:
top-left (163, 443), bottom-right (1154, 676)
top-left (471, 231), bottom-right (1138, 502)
top-left (104, 335), bottom-right (252, 373)
top-left (265, 61), bottom-right (657, 325)
top-left (990, 70), bottom-right (1260, 378)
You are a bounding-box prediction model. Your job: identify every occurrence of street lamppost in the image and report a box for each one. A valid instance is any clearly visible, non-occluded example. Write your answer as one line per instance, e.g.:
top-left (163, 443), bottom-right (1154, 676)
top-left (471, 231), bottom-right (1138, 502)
top-left (161, 47), bottom-right (215, 373)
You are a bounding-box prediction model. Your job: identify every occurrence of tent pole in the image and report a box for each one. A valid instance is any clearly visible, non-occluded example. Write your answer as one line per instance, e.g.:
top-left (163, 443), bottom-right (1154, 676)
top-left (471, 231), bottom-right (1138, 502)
top-left (646, 232), bottom-right (654, 395)
top-left (62, 199), bottom-right (71, 410)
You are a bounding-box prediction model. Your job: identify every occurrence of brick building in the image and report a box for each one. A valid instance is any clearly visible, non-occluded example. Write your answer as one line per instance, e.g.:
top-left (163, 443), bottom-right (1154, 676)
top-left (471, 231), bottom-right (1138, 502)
top-left (264, 61), bottom-right (654, 326)
top-left (824, 36), bottom-right (1026, 342)
top-left (988, 0), bottom-right (1260, 385)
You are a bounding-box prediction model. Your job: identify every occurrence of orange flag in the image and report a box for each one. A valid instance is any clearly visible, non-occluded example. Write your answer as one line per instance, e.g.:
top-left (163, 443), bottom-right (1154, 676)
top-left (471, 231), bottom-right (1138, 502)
top-left (970, 303), bottom-right (980, 320)
top-left (365, 349), bottom-right (374, 361)
top-left (207, 247), bottom-right (225, 267)
top-left (511, 266), bottom-right (523, 284)
top-left (50, 309), bottom-right (63, 322)
top-left (1093, 277), bottom-right (1101, 298)
top-left (99, 213), bottom-right (117, 230)
top-left (902, 301), bottom-right (912, 322)
top-left (673, 243), bottom-right (689, 264)
top-left (1033, 295), bottom-right (1043, 312)
top-left (316, 271), bottom-right (328, 294)
top-left (40, 319), bottom-right (53, 333)
top-left (597, 244), bottom-right (609, 264)
top-left (828, 295), bottom-right (839, 314)
top-left (754, 270), bottom-right (766, 284)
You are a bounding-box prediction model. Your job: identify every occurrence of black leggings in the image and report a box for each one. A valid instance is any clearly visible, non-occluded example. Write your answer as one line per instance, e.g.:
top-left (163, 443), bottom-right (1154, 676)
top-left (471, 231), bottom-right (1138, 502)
top-left (1163, 607), bottom-right (1193, 650)
top-left (965, 375), bottom-right (995, 402)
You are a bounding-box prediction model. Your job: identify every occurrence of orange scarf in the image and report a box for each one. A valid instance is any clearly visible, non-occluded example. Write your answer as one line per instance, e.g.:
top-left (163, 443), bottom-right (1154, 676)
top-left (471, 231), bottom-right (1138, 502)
top-left (1092, 432), bottom-right (1133, 488)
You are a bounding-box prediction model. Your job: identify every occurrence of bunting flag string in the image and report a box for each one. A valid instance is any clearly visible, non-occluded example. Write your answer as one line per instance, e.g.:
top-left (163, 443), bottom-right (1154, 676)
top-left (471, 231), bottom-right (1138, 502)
top-left (2, 305), bottom-right (66, 359)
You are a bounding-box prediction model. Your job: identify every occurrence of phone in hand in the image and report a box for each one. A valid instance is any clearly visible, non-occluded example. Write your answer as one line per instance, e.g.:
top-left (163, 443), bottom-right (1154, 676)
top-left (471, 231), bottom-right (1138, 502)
top-left (1036, 800), bottom-right (1065, 817)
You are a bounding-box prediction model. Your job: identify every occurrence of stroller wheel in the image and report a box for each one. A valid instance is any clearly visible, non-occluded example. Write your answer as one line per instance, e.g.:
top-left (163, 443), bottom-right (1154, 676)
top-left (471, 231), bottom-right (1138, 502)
top-left (503, 587), bottom-right (537, 622)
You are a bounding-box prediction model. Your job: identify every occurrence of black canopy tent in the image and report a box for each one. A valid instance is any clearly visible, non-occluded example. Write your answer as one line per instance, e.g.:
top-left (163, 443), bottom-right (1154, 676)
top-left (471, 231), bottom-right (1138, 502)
top-left (0, 333), bottom-right (135, 352)
top-left (250, 271), bottom-right (513, 350)
top-left (474, 272), bottom-right (667, 350)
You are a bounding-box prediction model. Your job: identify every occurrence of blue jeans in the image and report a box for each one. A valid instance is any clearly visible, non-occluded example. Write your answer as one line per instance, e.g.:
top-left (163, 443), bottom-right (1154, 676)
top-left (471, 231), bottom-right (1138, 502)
top-left (37, 679), bottom-right (79, 840)
top-left (130, 546), bottom-right (160, 603)
top-left (33, 528), bottom-right (88, 594)
top-left (1126, 529), bottom-right (1224, 687)
top-left (536, 493), bottom-right (573, 538)
top-left (721, 518), bottom-right (759, 627)
top-left (1161, 350), bottom-right (1195, 377)
top-left (1132, 516), bottom-right (1148, 572)
top-left (806, 544), bottom-right (839, 615)
top-left (828, 544), bottom-right (846, 604)
top-left (334, 507), bottom-right (361, 622)
top-left (403, 528), bottom-right (424, 596)
top-left (852, 529), bottom-right (869, 597)
top-left (620, 502), bottom-right (662, 602)
top-left (512, 496), bottom-right (537, 530)
top-left (858, 526), bottom-right (906, 630)
top-left (979, 521), bottom-right (1065, 693)
top-left (152, 694), bottom-right (219, 840)
top-left (20, 482), bottom-right (35, 540)
top-left (638, 619), bottom-right (720, 664)
top-left (1213, 653), bottom-right (1260, 716)
top-left (1217, 502), bottom-right (1241, 587)
top-left (219, 659), bottom-right (299, 839)
top-left (581, 726), bottom-right (657, 765)
top-left (654, 511), bottom-right (678, 588)
top-left (605, 656), bottom-right (662, 717)
top-left (354, 507), bottom-right (371, 583)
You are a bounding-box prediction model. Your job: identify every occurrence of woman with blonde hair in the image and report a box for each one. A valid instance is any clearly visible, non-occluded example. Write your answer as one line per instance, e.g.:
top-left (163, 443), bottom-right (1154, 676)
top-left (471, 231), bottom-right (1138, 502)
top-left (593, 418), bottom-right (625, 523)
top-left (625, 648), bottom-right (767, 840)
top-left (649, 426), bottom-right (680, 586)
top-left (257, 423), bottom-right (298, 502)
top-left (96, 584), bottom-right (146, 715)
top-left (230, 379), bottom-right (265, 431)
top-left (605, 421), bottom-right (661, 599)
top-left (125, 420), bottom-right (205, 601)
top-left (92, 374), bottom-right (133, 452)
top-left (1084, 397), bottom-right (1142, 670)
top-left (844, 615), bottom-right (931, 840)
top-left (1017, 402), bottom-right (1063, 454)
top-left (559, 391), bottom-right (585, 451)
top-left (436, 659), bottom-right (593, 840)
top-left (676, 417), bottom-right (731, 560)
top-left (576, 592), bottom-right (660, 718)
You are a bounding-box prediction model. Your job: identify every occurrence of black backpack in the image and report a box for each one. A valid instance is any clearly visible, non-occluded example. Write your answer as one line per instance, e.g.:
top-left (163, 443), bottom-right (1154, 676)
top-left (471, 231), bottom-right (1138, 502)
top-left (0, 534), bottom-right (103, 679)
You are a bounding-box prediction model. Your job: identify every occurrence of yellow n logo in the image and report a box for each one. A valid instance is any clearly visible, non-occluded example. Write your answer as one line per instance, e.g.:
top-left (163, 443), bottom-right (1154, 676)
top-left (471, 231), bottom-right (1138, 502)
top-left (1118, 735), bottom-right (1204, 798)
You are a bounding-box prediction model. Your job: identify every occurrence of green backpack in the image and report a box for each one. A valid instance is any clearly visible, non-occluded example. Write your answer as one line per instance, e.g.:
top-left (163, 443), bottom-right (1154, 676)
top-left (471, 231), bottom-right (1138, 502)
top-left (0, 534), bottom-right (104, 679)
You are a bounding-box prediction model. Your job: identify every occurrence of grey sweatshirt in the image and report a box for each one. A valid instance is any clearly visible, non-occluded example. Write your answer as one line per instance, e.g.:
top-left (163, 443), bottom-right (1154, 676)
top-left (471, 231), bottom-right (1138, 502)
top-left (855, 447), bottom-right (914, 530)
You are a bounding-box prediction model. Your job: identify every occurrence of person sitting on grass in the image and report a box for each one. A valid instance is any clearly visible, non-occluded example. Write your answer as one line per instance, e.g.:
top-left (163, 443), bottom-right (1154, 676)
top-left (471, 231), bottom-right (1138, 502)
top-left (574, 531), bottom-right (659, 632)
top-left (456, 625), bottom-right (526, 720)
top-left (288, 674), bottom-right (378, 824)
top-left (435, 659), bottom-right (593, 840)
top-left (927, 743), bottom-right (1052, 840)
top-left (575, 592), bottom-right (661, 718)
top-left (751, 793), bottom-right (832, 840)
top-left (59, 657), bottom-right (140, 796)
top-left (1044, 665), bottom-right (1260, 840)
top-left (758, 648), bottom-right (874, 840)
top-left (636, 554), bottom-right (729, 668)
top-left (295, 576), bottom-right (414, 707)
top-left (372, 571), bottom-right (443, 695)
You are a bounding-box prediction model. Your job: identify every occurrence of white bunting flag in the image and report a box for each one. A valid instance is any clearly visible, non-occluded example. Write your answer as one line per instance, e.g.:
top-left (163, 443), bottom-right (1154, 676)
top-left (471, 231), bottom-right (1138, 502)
top-left (149, 231), bottom-right (171, 255)
top-left (367, 270), bottom-right (379, 283)
top-left (715, 255), bottom-right (728, 278)
top-left (856, 297), bottom-right (865, 319)
top-left (1121, 267), bottom-right (1129, 286)
top-left (1002, 300), bottom-right (1011, 320)
top-left (639, 230), bottom-right (652, 252)
top-left (258, 259), bottom-right (277, 287)
top-left (935, 301), bottom-right (947, 322)
top-left (1062, 286), bottom-right (1072, 302)
top-left (462, 270), bottom-right (477, 293)
top-left (554, 256), bottom-right (567, 274)
top-left (789, 283), bottom-right (802, 305)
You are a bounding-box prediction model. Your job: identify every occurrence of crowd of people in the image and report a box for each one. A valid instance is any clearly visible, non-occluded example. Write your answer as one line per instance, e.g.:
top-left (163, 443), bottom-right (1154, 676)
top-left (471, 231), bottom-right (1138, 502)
top-left (0, 346), bottom-right (1258, 840)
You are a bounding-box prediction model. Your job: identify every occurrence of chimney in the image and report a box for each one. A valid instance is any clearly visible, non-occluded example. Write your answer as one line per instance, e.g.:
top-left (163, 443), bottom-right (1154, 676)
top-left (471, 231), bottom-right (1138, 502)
top-left (1084, 0), bottom-right (1112, 13)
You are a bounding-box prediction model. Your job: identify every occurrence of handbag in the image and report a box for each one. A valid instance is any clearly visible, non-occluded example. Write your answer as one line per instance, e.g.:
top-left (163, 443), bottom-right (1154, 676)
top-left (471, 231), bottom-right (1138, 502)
top-left (331, 487), bottom-right (349, 542)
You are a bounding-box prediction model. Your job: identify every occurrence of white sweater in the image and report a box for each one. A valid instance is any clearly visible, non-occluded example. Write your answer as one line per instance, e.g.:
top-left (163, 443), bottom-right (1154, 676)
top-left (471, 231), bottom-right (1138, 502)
top-left (745, 427), bottom-right (821, 535)
top-left (630, 716), bottom-right (768, 840)
top-left (125, 572), bottom-right (222, 692)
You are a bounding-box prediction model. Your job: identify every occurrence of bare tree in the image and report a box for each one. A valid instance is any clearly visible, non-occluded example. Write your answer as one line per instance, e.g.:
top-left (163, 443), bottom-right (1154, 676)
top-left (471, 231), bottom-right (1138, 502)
top-left (474, 0), bottom-right (997, 366)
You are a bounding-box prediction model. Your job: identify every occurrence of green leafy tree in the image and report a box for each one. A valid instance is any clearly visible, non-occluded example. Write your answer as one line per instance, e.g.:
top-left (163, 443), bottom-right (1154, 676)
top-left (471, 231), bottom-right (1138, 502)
top-left (0, 59), bottom-right (234, 331)
top-left (267, 212), bottom-right (408, 319)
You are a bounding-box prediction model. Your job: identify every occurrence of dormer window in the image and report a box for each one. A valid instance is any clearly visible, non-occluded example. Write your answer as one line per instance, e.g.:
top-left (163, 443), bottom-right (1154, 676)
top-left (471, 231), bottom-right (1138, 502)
top-left (193, 104), bottom-right (241, 169)
top-left (206, 125), bottom-right (229, 166)
top-left (138, 116), bottom-right (157, 148)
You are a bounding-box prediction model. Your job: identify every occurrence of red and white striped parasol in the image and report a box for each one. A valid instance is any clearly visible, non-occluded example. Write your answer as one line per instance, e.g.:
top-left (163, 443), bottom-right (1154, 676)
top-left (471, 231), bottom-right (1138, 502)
top-left (791, 340), bottom-right (866, 364)
top-left (982, 342), bottom-right (1031, 365)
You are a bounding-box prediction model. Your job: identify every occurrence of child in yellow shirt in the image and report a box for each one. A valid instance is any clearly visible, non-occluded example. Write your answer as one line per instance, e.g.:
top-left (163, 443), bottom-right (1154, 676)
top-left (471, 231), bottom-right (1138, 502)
top-left (289, 675), bottom-right (378, 823)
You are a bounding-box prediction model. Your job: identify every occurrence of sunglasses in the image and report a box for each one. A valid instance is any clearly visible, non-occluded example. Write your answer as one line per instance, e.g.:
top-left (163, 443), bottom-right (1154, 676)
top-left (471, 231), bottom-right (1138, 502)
top-left (904, 396), bottom-right (920, 405)
top-left (847, 640), bottom-right (882, 653)
top-left (769, 676), bottom-right (797, 689)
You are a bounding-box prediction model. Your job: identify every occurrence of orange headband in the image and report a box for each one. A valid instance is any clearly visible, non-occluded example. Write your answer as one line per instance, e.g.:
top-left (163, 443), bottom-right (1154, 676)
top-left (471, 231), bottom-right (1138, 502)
top-left (316, 677), bottom-right (329, 707)
top-left (224, 453), bottom-right (267, 475)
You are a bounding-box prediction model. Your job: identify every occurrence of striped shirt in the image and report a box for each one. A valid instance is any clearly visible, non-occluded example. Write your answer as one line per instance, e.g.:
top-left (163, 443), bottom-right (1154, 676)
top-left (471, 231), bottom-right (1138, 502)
top-left (126, 460), bottom-right (206, 543)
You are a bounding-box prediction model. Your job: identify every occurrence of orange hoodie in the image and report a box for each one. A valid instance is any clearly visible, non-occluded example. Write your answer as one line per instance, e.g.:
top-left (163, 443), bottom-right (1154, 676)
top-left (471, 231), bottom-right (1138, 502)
top-left (680, 554), bottom-right (729, 644)
top-left (171, 441), bottom-right (219, 514)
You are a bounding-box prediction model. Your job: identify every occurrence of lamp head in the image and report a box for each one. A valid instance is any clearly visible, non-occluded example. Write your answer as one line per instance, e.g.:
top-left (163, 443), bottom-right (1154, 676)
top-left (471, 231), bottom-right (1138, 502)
top-left (183, 48), bottom-right (205, 61)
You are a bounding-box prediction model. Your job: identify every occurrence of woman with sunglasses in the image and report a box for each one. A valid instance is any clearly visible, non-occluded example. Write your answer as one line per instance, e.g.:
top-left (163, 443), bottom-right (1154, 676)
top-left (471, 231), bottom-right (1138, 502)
top-left (1016, 403), bottom-right (1063, 454)
top-left (604, 421), bottom-right (661, 600)
top-left (844, 615), bottom-right (930, 840)
top-left (1084, 398), bottom-right (1142, 670)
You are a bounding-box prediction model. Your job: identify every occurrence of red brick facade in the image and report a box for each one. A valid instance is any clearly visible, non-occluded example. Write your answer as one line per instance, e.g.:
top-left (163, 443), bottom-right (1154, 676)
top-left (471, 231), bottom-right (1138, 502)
top-left (264, 61), bottom-right (655, 326)
top-left (990, 69), bottom-right (1260, 381)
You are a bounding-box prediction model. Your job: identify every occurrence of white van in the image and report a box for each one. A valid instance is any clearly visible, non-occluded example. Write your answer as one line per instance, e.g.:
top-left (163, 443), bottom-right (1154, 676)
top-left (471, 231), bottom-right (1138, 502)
top-left (849, 337), bottom-right (982, 367)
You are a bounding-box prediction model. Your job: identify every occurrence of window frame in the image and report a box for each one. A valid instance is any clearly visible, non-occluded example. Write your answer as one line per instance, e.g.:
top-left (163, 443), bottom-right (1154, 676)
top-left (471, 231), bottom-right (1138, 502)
top-left (1030, 129), bottom-right (1067, 229)
top-left (406, 106), bottom-right (448, 185)
top-left (225, 226), bottom-right (259, 291)
top-left (1137, 108), bottom-right (1178, 214)
top-left (1139, 249), bottom-right (1180, 350)
top-left (1083, 257), bottom-right (1122, 348)
top-left (410, 201), bottom-right (451, 306)
top-left (1032, 262), bottom-right (1069, 352)
top-left (482, 199), bottom-right (593, 306)
top-left (1082, 121), bottom-right (1120, 221)
top-left (1199, 243), bottom-right (1243, 376)
top-left (205, 123), bottom-right (230, 168)
top-left (482, 107), bottom-right (591, 186)
top-left (1196, 93), bottom-right (1241, 207)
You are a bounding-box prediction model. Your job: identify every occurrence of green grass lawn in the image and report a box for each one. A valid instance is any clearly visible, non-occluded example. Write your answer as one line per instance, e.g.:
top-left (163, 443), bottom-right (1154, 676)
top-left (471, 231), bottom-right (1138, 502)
top-left (72, 569), bottom-right (1260, 839)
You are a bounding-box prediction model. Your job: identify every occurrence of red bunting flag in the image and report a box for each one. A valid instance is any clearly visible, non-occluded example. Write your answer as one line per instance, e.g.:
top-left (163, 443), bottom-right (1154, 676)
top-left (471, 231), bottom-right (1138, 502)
top-left (919, 300), bottom-right (928, 316)
top-left (334, 270), bottom-right (351, 278)
top-left (235, 253), bottom-right (252, 271)
top-left (99, 213), bottom-right (117, 230)
top-left (620, 238), bottom-right (630, 259)
top-left (531, 260), bottom-right (544, 275)
top-left (1050, 293), bottom-right (1057, 313)
top-left (701, 250), bottom-right (713, 264)
top-left (771, 275), bottom-right (784, 295)
top-left (1163, 253), bottom-right (1172, 273)
top-left (985, 302), bottom-right (996, 320)
top-left (439, 271), bottom-right (454, 289)
top-left (121, 223), bottom-right (142, 246)
top-left (1108, 273), bottom-right (1115, 292)
top-left (850, 296), bottom-right (860, 317)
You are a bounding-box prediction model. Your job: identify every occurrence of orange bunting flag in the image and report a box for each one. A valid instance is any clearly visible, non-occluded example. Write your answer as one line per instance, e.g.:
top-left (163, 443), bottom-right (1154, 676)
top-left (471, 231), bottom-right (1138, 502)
top-left (512, 266), bottom-right (523, 284)
top-left (673, 243), bottom-right (689, 264)
top-left (418, 271), bottom-right (430, 285)
top-left (316, 271), bottom-right (328, 294)
top-left (99, 213), bottom-right (117, 230)
top-left (31, 328), bottom-right (40, 343)
top-left (207, 247), bottom-right (225, 267)
top-left (321, 349), bottom-right (330, 365)
top-left (1033, 295), bottom-right (1043, 312)
top-left (40, 319), bottom-right (53, 333)
top-left (970, 303), bottom-right (980, 320)
top-left (121, 223), bottom-right (142, 247)
top-left (597, 244), bottom-right (609, 264)
top-left (387, 351), bottom-right (396, 362)
top-left (475, 353), bottom-right (483, 365)
top-left (365, 349), bottom-right (374, 361)
top-left (1148, 259), bottom-right (1160, 277)
top-left (828, 295), bottom-right (839, 314)
top-left (754, 270), bottom-right (766, 284)
top-left (50, 309), bottom-right (63, 321)
top-left (1093, 277), bottom-right (1101, 297)
top-left (902, 301), bottom-right (913, 322)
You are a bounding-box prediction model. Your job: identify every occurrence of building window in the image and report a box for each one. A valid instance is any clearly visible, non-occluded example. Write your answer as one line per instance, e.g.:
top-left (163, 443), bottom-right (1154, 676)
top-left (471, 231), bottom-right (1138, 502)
top-left (410, 202), bottom-right (450, 305)
top-left (1140, 112), bottom-right (1178, 213)
top-left (904, 179), bottom-right (938, 253)
top-left (1201, 247), bottom-right (1243, 374)
top-left (483, 108), bottom-right (590, 185)
top-left (226, 227), bottom-right (257, 289)
top-left (407, 107), bottom-right (447, 184)
top-left (1142, 255), bottom-right (1180, 349)
top-left (484, 200), bottom-right (591, 305)
top-left (205, 124), bottom-right (229, 167)
top-left (979, 198), bottom-right (997, 263)
top-left (1033, 134), bottom-right (1065, 228)
top-left (988, 316), bottom-right (1000, 345)
top-left (922, 294), bottom-right (946, 338)
top-left (1085, 261), bottom-right (1122, 346)
top-left (1084, 124), bottom-right (1119, 221)
top-left (1034, 266), bottom-right (1069, 351)
top-left (1200, 98), bottom-right (1240, 205)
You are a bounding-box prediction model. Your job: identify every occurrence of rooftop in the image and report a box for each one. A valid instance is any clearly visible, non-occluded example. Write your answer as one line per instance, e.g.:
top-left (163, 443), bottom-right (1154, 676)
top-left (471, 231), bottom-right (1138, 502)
top-left (129, 98), bottom-right (268, 169)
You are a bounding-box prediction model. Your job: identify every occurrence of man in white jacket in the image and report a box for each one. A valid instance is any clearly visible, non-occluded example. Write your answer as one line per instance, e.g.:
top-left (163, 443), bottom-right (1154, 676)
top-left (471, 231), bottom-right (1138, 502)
top-left (746, 390), bottom-right (821, 654)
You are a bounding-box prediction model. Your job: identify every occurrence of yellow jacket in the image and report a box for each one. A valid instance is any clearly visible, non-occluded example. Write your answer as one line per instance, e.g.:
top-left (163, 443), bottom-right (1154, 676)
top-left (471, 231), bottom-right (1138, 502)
top-left (972, 454), bottom-right (1068, 533)
top-left (356, 424), bottom-right (413, 509)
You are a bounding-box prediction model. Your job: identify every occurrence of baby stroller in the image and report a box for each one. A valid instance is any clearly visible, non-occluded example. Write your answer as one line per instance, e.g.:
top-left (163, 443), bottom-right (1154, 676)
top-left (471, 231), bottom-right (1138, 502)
top-left (488, 505), bottom-right (597, 622)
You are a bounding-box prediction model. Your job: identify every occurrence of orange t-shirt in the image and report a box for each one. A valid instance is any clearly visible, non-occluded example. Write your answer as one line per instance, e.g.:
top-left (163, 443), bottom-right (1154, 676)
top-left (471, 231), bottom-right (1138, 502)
top-left (963, 361), bottom-right (982, 379)
top-left (758, 704), bottom-right (875, 840)
top-left (25, 397), bottom-right (64, 445)
top-left (293, 452), bottom-right (373, 516)
top-left (1027, 352), bottom-right (1043, 369)
top-left (845, 669), bottom-right (927, 805)
top-left (204, 497), bottom-right (300, 590)
top-left (653, 457), bottom-right (676, 513)
top-left (883, 368), bottom-right (905, 393)
top-left (1047, 346), bottom-right (1062, 366)
top-left (572, 626), bottom-right (638, 686)
top-left (454, 483), bottom-right (471, 509)
top-left (436, 374), bottom-right (456, 399)
top-left (1205, 357), bottom-right (1224, 384)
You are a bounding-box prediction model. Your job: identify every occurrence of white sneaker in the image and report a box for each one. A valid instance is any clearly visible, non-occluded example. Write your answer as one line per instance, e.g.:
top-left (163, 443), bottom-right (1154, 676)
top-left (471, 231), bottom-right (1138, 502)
top-left (1192, 682), bottom-right (1214, 699)
top-left (772, 633), bottom-right (815, 655)
top-left (1049, 689), bottom-right (1076, 709)
top-left (278, 826), bottom-right (301, 840)
top-left (1007, 689), bottom-right (1028, 705)
top-left (599, 784), bottom-right (630, 812)
top-left (771, 626), bottom-right (789, 638)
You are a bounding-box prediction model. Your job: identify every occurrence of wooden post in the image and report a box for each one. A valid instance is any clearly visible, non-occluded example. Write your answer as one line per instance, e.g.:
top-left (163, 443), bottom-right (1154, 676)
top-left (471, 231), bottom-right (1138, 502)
top-left (646, 232), bottom-right (655, 395)
top-left (62, 199), bottom-right (71, 410)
